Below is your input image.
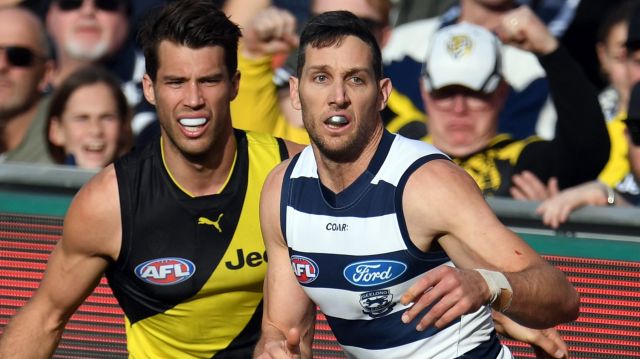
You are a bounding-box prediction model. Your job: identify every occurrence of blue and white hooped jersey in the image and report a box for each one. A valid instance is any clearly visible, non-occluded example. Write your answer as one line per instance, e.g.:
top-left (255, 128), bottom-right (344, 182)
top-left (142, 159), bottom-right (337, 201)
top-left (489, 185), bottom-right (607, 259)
top-left (281, 131), bottom-right (512, 359)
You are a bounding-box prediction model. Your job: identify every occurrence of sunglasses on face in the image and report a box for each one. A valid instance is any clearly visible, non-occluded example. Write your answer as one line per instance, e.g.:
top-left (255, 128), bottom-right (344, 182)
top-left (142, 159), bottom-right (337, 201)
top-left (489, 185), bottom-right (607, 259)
top-left (55, 0), bottom-right (122, 12)
top-left (0, 46), bottom-right (43, 67)
top-left (626, 118), bottom-right (640, 146)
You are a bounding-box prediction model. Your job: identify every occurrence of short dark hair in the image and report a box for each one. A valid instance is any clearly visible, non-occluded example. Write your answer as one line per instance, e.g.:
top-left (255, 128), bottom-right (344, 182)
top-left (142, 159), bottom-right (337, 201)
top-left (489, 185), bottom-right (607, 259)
top-left (296, 10), bottom-right (383, 80)
top-left (137, 0), bottom-right (241, 81)
top-left (46, 66), bottom-right (132, 164)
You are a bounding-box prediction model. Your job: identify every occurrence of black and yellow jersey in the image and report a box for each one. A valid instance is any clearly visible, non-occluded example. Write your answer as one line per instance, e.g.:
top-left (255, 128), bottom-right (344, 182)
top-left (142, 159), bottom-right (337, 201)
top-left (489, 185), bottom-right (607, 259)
top-left (423, 133), bottom-right (541, 196)
top-left (109, 130), bottom-right (288, 358)
top-left (382, 88), bottom-right (427, 140)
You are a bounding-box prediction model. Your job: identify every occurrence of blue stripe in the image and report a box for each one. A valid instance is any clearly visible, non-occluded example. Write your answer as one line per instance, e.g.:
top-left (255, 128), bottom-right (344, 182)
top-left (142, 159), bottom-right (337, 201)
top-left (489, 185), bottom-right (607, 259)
top-left (289, 250), bottom-right (450, 290)
top-left (290, 177), bottom-right (397, 216)
top-left (296, 131), bottom-right (395, 209)
top-left (325, 309), bottom-right (460, 350)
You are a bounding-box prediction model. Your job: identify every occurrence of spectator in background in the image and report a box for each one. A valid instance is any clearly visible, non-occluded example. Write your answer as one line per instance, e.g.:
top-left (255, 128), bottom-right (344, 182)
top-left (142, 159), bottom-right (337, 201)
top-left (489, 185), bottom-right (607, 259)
top-left (384, 0), bottom-right (557, 140)
top-left (46, 65), bottom-right (132, 169)
top-left (45, 0), bottom-right (154, 140)
top-left (0, 6), bottom-right (54, 164)
top-left (536, 82), bottom-right (640, 228)
top-left (512, 2), bottom-right (640, 203)
top-left (595, 1), bottom-right (636, 123)
top-left (419, 9), bottom-right (609, 197)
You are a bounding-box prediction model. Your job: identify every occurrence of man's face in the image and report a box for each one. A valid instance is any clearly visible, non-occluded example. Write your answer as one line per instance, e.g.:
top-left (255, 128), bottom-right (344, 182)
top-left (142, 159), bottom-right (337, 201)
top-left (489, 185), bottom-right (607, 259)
top-left (46, 0), bottom-right (129, 61)
top-left (421, 83), bottom-right (505, 157)
top-left (290, 35), bottom-right (390, 163)
top-left (142, 41), bottom-right (239, 159)
top-left (0, 9), bottom-right (50, 119)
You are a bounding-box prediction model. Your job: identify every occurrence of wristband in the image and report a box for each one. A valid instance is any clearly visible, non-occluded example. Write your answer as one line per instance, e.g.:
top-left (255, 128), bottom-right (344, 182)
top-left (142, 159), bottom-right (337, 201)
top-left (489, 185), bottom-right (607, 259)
top-left (474, 269), bottom-right (513, 312)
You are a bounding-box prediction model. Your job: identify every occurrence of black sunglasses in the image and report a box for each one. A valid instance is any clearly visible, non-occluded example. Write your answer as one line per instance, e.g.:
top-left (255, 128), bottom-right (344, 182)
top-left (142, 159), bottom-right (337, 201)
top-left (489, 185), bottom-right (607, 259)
top-left (56, 0), bottom-right (122, 12)
top-left (626, 118), bottom-right (640, 146)
top-left (0, 46), bottom-right (43, 67)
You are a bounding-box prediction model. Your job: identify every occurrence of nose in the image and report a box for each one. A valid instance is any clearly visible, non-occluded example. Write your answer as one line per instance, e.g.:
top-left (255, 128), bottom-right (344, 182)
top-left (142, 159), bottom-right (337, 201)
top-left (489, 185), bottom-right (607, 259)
top-left (450, 94), bottom-right (468, 113)
top-left (80, 0), bottom-right (97, 16)
top-left (185, 82), bottom-right (205, 109)
top-left (328, 80), bottom-right (350, 108)
top-left (88, 117), bottom-right (105, 136)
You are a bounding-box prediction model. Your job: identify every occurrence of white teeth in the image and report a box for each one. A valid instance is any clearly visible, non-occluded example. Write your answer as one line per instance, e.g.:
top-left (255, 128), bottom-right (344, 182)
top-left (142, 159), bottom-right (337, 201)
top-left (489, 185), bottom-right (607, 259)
top-left (179, 117), bottom-right (206, 127)
top-left (327, 116), bottom-right (348, 125)
top-left (85, 143), bottom-right (105, 151)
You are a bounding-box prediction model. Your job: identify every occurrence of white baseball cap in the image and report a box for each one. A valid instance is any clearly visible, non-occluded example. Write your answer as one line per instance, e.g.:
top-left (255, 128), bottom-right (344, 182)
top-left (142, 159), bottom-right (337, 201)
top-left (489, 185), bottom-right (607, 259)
top-left (422, 22), bottom-right (503, 94)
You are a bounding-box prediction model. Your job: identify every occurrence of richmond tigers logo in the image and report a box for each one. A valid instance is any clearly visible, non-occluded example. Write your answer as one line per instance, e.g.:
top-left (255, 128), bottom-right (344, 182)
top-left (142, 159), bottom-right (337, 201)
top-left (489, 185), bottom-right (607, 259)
top-left (447, 34), bottom-right (473, 59)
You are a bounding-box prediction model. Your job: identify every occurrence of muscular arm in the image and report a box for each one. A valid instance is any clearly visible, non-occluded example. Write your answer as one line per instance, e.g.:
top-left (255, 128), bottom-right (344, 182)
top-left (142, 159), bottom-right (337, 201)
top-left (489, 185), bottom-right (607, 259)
top-left (254, 162), bottom-right (316, 358)
top-left (0, 166), bottom-right (121, 358)
top-left (401, 160), bottom-right (579, 329)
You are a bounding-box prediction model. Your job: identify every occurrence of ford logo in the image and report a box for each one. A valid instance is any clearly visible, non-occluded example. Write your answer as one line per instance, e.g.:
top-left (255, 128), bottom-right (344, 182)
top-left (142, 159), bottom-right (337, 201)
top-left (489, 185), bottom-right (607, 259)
top-left (343, 260), bottom-right (407, 287)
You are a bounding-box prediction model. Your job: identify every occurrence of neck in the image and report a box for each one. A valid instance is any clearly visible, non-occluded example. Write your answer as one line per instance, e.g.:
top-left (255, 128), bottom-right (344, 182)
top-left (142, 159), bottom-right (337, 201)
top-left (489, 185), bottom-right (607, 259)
top-left (459, 0), bottom-right (515, 30)
top-left (1, 99), bottom-right (42, 152)
top-left (161, 127), bottom-right (237, 197)
top-left (52, 55), bottom-right (94, 87)
top-left (314, 124), bottom-right (385, 193)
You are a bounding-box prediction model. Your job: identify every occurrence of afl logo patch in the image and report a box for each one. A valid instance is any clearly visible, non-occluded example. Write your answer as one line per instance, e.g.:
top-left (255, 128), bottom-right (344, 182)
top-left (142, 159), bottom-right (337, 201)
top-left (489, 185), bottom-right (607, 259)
top-left (135, 257), bottom-right (196, 285)
top-left (291, 255), bottom-right (319, 284)
top-left (343, 260), bottom-right (407, 287)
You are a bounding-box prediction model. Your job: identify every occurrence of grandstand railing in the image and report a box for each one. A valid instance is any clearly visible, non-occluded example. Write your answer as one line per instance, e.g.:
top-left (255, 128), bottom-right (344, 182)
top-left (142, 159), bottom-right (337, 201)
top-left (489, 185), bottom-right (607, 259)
top-left (1, 163), bottom-right (639, 358)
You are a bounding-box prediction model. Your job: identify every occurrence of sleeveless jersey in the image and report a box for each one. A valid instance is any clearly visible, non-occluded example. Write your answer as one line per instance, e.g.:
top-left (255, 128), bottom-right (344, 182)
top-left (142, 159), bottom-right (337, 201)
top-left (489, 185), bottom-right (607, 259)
top-left (281, 131), bottom-right (511, 358)
top-left (109, 130), bottom-right (288, 358)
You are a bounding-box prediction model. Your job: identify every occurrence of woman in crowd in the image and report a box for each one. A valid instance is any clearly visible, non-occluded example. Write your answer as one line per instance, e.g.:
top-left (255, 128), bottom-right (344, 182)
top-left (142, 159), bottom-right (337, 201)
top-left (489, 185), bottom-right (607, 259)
top-left (46, 66), bottom-right (132, 169)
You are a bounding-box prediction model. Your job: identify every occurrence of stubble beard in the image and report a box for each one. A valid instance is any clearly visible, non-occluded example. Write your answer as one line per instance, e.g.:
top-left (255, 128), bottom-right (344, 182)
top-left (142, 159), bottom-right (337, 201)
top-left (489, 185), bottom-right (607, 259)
top-left (304, 113), bottom-right (377, 164)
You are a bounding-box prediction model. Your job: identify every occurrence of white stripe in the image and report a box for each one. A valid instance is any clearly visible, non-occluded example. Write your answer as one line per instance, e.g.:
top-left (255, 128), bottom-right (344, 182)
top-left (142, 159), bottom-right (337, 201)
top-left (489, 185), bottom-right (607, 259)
top-left (339, 311), bottom-right (509, 359)
top-left (305, 280), bottom-right (416, 320)
top-left (286, 210), bottom-right (405, 255)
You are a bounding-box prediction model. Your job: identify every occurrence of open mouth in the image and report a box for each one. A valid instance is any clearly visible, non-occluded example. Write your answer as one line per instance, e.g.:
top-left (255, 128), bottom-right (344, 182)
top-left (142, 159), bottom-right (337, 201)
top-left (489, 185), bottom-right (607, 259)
top-left (325, 115), bottom-right (349, 128)
top-left (83, 142), bottom-right (106, 152)
top-left (179, 117), bottom-right (207, 132)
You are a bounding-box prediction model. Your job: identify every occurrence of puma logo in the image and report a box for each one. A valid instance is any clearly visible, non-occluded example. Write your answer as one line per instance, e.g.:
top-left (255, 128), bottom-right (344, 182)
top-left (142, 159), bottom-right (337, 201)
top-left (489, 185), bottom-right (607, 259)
top-left (198, 213), bottom-right (223, 232)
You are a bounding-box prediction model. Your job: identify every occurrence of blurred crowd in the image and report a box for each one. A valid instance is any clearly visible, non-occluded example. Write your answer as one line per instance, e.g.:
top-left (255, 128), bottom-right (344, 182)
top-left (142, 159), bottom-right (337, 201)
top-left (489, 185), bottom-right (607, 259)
top-left (1, 0), bottom-right (639, 225)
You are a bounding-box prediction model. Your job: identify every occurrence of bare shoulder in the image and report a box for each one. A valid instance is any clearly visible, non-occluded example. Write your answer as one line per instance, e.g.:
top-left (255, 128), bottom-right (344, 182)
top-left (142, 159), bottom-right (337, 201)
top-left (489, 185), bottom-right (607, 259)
top-left (64, 165), bottom-right (121, 260)
top-left (262, 158), bottom-right (293, 202)
top-left (405, 158), bottom-right (484, 205)
top-left (401, 159), bottom-right (497, 247)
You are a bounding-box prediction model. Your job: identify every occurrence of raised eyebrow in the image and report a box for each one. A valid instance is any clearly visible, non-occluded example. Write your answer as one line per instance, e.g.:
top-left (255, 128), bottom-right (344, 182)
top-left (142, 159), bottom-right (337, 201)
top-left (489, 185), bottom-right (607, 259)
top-left (345, 67), bottom-right (371, 77)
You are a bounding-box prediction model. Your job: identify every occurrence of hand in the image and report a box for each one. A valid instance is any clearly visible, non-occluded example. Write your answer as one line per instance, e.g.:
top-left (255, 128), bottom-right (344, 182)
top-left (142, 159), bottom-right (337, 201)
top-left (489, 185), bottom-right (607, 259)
top-left (400, 266), bottom-right (489, 331)
top-left (510, 171), bottom-right (559, 201)
top-left (256, 328), bottom-right (302, 359)
top-left (492, 311), bottom-right (569, 358)
top-left (242, 7), bottom-right (299, 59)
top-left (494, 5), bottom-right (558, 55)
top-left (536, 181), bottom-right (608, 229)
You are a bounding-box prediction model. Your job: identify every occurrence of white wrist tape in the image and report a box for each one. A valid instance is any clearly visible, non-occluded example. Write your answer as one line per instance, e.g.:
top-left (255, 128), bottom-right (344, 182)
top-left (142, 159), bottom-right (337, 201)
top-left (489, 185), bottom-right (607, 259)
top-left (474, 269), bottom-right (513, 311)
